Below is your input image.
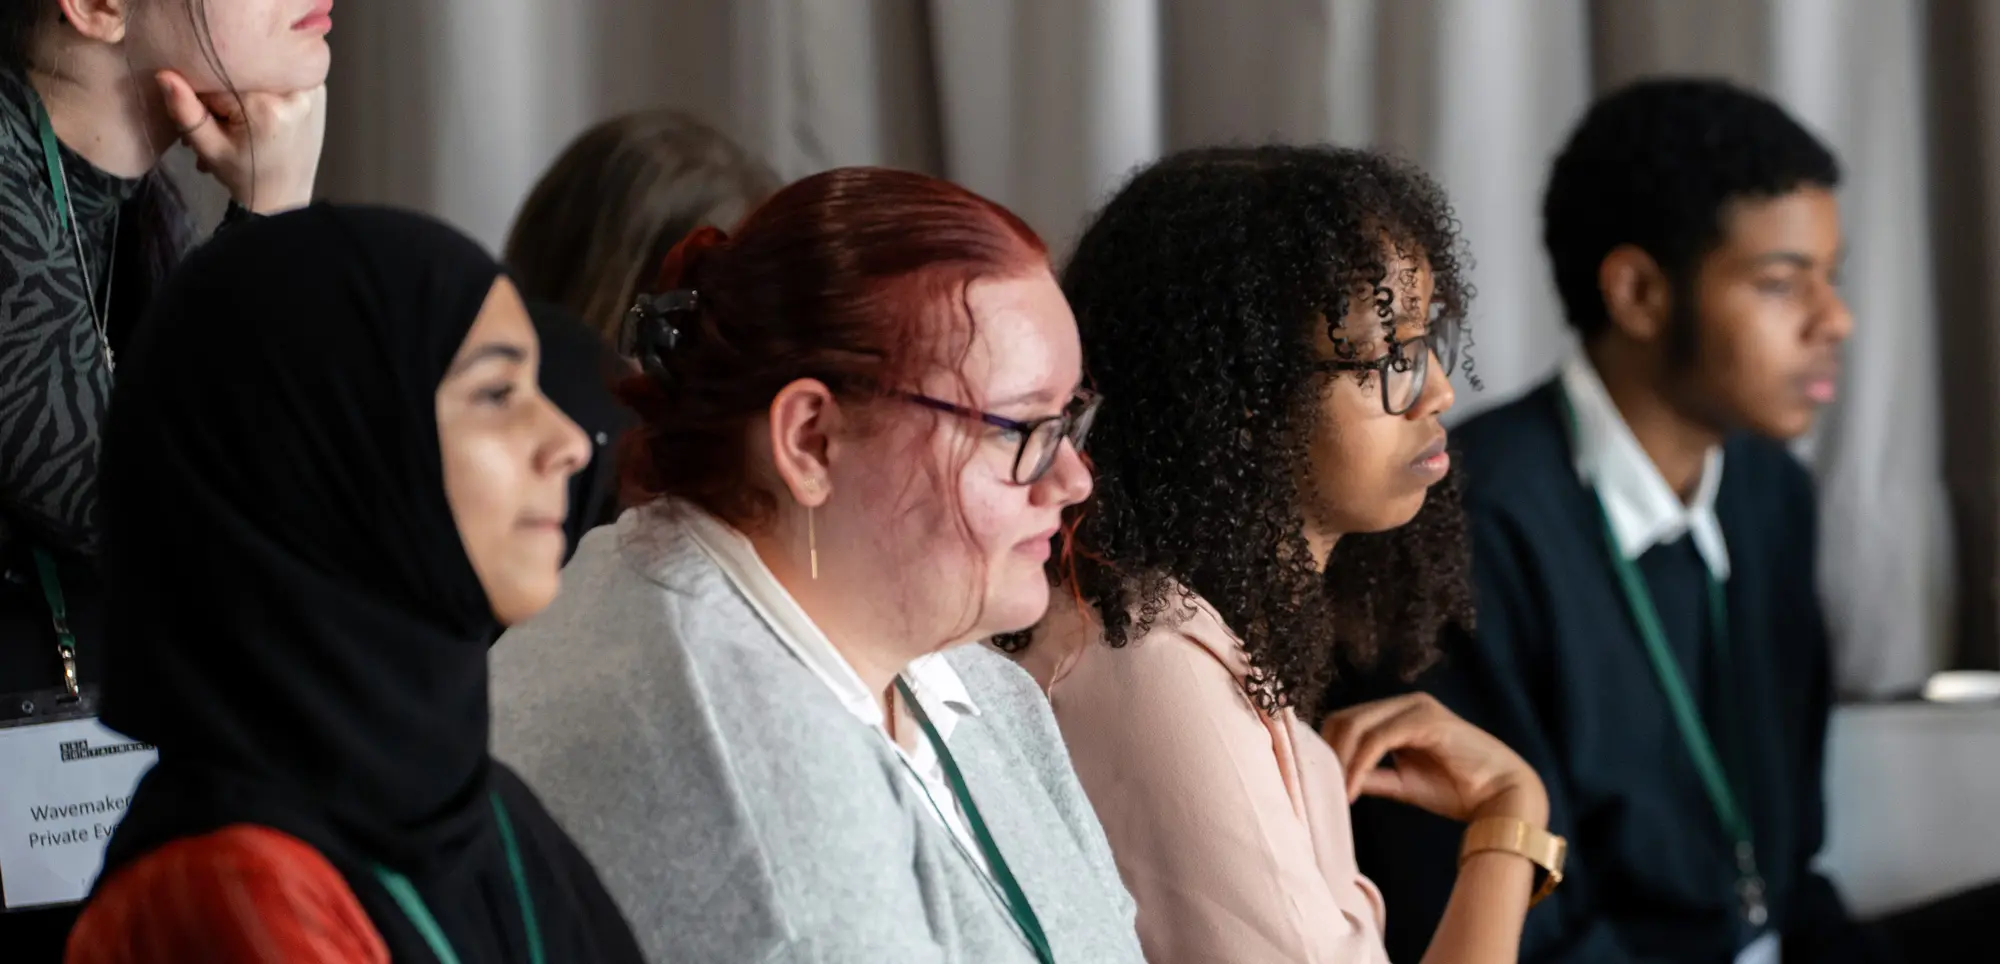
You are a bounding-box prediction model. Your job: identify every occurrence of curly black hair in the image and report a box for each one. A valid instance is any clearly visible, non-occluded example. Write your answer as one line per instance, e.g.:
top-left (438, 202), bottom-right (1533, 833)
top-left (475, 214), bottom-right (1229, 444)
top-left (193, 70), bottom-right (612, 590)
top-left (1544, 76), bottom-right (1841, 340)
top-left (1012, 144), bottom-right (1477, 718)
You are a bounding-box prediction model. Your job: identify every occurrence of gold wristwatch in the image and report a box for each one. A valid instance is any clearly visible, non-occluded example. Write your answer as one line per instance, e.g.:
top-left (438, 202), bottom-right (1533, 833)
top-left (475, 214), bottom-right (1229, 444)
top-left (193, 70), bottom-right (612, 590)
top-left (1460, 816), bottom-right (1567, 906)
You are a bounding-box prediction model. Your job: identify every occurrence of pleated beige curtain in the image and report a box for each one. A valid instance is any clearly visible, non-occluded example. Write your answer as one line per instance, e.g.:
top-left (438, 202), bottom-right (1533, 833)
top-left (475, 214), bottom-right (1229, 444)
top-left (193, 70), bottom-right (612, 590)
top-left (319, 0), bottom-right (1999, 694)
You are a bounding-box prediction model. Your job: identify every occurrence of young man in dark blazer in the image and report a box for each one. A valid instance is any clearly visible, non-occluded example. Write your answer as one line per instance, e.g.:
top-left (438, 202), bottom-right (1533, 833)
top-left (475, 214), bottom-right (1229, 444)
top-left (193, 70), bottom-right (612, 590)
top-left (1344, 77), bottom-right (1993, 964)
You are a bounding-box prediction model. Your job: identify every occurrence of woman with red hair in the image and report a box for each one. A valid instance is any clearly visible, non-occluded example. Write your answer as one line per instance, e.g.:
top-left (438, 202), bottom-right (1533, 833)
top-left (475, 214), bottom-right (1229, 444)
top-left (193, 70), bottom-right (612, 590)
top-left (489, 167), bottom-right (1144, 963)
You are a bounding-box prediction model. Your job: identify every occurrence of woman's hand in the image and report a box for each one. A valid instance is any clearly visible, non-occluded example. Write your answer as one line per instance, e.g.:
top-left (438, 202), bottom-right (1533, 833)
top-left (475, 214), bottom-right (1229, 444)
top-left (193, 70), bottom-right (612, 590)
top-left (156, 71), bottom-right (326, 215)
top-left (1321, 692), bottom-right (1549, 826)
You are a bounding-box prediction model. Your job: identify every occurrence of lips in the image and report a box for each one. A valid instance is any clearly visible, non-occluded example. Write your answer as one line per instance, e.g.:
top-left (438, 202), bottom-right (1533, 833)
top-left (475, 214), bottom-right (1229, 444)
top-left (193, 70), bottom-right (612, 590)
top-left (520, 512), bottom-right (567, 532)
top-left (1408, 432), bottom-right (1451, 480)
top-left (1410, 433), bottom-right (1448, 467)
top-left (293, 1), bottom-right (333, 30)
top-left (1017, 527), bottom-right (1060, 559)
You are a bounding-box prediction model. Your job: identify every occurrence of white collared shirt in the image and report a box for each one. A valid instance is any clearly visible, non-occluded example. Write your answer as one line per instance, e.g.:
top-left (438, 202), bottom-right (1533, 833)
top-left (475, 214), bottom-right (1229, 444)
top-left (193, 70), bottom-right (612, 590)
top-left (679, 508), bottom-right (993, 873)
top-left (1559, 352), bottom-right (1731, 579)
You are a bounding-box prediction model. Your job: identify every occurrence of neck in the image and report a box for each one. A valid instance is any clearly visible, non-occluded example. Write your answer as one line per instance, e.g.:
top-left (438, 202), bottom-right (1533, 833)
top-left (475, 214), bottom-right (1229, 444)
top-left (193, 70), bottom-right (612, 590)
top-left (746, 526), bottom-right (930, 739)
top-left (1585, 339), bottom-right (1720, 502)
top-left (1305, 529), bottom-right (1342, 573)
top-left (26, 46), bottom-right (175, 179)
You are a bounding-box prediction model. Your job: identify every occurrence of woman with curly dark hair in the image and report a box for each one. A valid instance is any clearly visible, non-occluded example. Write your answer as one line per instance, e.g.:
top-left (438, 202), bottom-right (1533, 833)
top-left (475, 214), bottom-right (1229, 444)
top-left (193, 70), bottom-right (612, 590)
top-left (1007, 145), bottom-right (1563, 964)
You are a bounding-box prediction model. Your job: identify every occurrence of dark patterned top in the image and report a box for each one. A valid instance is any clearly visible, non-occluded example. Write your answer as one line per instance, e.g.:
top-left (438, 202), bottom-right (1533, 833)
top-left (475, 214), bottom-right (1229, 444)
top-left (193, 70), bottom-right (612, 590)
top-left (0, 67), bottom-right (137, 560)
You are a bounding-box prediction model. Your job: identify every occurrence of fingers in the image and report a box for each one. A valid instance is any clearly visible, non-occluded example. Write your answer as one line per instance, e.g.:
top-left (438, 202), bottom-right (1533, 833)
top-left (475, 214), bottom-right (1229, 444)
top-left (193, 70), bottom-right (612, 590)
top-left (154, 70), bottom-right (205, 130)
top-left (155, 71), bottom-right (232, 160)
top-left (157, 80), bottom-right (327, 213)
top-left (1354, 762), bottom-right (1408, 802)
top-left (1320, 692), bottom-right (1428, 763)
top-left (1322, 693), bottom-right (1452, 801)
top-left (196, 91), bottom-right (248, 129)
top-left (1344, 704), bottom-right (1437, 801)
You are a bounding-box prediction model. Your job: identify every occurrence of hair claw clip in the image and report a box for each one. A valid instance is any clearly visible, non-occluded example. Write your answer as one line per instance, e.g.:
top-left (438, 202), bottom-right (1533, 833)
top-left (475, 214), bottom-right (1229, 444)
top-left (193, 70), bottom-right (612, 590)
top-left (622, 289), bottom-right (700, 371)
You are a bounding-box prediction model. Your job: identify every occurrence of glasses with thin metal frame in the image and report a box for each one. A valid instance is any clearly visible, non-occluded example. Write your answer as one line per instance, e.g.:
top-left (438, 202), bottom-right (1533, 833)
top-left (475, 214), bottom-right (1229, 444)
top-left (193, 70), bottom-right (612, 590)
top-left (903, 389), bottom-right (1101, 484)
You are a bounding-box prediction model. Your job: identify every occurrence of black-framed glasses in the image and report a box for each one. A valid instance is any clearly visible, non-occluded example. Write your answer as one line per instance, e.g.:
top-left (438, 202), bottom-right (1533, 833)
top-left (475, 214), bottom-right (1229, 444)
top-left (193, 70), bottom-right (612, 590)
top-left (905, 389), bottom-right (1101, 484)
top-left (1318, 330), bottom-right (1459, 416)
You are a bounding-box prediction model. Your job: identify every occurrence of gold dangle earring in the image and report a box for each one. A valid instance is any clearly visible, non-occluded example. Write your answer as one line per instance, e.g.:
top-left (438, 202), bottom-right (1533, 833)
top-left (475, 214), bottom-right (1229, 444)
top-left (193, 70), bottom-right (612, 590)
top-left (808, 503), bottom-right (819, 580)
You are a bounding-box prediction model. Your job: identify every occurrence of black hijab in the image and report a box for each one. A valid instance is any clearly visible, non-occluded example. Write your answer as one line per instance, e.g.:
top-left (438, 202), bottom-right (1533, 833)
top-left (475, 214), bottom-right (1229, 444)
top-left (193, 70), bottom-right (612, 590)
top-left (528, 300), bottom-right (631, 561)
top-left (95, 204), bottom-right (643, 963)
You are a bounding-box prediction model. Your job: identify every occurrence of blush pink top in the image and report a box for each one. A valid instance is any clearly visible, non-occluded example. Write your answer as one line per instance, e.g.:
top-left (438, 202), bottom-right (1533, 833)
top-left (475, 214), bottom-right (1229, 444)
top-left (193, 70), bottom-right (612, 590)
top-left (1014, 590), bottom-right (1392, 964)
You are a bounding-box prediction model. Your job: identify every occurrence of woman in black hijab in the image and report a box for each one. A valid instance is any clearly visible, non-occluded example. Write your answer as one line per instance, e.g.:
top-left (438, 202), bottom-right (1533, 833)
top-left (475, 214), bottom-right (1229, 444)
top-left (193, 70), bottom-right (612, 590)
top-left (63, 204), bottom-right (646, 964)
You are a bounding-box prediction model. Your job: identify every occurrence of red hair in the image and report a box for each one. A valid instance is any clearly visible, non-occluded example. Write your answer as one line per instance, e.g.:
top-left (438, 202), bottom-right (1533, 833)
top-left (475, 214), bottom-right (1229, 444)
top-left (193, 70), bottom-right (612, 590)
top-left (618, 167), bottom-right (1050, 527)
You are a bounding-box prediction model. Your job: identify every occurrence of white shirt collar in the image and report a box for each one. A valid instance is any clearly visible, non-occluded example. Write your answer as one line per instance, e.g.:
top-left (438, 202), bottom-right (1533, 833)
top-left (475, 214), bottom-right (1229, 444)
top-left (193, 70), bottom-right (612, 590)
top-left (1559, 352), bottom-right (1731, 579)
top-left (678, 507), bottom-right (980, 737)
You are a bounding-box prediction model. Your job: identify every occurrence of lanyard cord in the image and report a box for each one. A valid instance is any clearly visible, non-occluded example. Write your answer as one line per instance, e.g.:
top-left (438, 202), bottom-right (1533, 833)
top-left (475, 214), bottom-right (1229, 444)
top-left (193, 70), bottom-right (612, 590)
top-left (1557, 389), bottom-right (1768, 926)
top-left (895, 677), bottom-right (1056, 964)
top-left (23, 89), bottom-right (118, 700)
top-left (32, 94), bottom-right (118, 372)
top-left (30, 547), bottom-right (80, 698)
top-left (372, 793), bottom-right (547, 964)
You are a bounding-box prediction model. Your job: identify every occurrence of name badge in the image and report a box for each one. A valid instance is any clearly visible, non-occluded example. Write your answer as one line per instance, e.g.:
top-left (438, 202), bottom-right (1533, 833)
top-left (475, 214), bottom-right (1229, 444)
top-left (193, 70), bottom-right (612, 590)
top-left (1734, 931), bottom-right (1780, 964)
top-left (0, 687), bottom-right (157, 910)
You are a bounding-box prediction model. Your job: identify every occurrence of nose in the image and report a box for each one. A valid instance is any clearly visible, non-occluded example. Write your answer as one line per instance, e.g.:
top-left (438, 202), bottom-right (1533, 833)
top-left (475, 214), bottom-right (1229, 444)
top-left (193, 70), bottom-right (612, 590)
top-left (1035, 438), bottom-right (1094, 507)
top-left (1815, 282), bottom-right (1855, 346)
top-left (540, 397), bottom-right (593, 479)
top-left (1409, 346), bottom-right (1456, 420)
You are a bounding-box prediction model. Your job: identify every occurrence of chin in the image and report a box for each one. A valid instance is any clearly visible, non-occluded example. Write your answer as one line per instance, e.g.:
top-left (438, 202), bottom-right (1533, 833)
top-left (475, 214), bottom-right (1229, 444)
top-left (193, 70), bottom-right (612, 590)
top-left (287, 53), bottom-right (333, 91)
top-left (1749, 408), bottom-right (1817, 443)
top-left (247, 49), bottom-right (331, 94)
top-left (982, 578), bottom-right (1053, 637)
top-left (490, 578), bottom-right (561, 628)
top-left (1352, 491), bottom-right (1429, 535)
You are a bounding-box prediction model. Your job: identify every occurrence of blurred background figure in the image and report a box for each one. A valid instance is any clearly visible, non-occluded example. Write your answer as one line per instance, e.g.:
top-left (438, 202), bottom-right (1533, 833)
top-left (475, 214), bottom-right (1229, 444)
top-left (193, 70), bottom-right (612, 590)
top-left (504, 109), bottom-right (778, 347)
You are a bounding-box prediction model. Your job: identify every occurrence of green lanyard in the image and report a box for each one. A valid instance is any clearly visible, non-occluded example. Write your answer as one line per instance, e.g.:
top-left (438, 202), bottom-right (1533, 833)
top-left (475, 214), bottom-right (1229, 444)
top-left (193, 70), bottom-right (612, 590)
top-left (372, 792), bottom-right (546, 964)
top-left (24, 91), bottom-right (109, 701)
top-left (30, 547), bottom-right (82, 699)
top-left (23, 97), bottom-right (106, 703)
top-left (895, 677), bottom-right (1055, 964)
top-left (32, 87), bottom-right (117, 370)
top-left (32, 96), bottom-right (70, 231)
top-left (1558, 390), bottom-right (1768, 928)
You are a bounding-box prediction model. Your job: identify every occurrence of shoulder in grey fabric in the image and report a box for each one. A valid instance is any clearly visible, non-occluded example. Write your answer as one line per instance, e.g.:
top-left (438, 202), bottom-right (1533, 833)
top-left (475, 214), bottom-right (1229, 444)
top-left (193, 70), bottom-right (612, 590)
top-left (489, 511), bottom-right (1144, 963)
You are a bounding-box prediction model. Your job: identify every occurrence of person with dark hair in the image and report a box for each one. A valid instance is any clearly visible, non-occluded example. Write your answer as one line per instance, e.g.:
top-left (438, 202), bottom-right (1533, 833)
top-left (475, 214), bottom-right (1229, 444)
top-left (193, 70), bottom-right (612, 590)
top-left (504, 109), bottom-right (778, 347)
top-left (0, 1), bottom-right (328, 956)
top-left (1342, 76), bottom-right (1995, 964)
top-left (62, 203), bottom-right (644, 964)
top-left (1004, 144), bottom-right (1555, 964)
top-left (488, 167), bottom-right (1146, 963)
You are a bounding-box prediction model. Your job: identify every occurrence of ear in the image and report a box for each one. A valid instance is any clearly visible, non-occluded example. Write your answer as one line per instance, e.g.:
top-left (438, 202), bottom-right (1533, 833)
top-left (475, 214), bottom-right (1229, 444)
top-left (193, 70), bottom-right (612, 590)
top-left (766, 379), bottom-right (839, 508)
top-left (1597, 244), bottom-right (1674, 344)
top-left (55, 0), bottom-right (131, 45)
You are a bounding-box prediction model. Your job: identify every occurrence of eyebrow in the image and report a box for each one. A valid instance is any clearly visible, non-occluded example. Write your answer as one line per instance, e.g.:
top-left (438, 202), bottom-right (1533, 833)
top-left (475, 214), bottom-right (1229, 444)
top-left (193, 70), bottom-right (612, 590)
top-left (1749, 251), bottom-right (1822, 270)
top-left (987, 379), bottom-right (1085, 410)
top-left (445, 342), bottom-right (527, 376)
